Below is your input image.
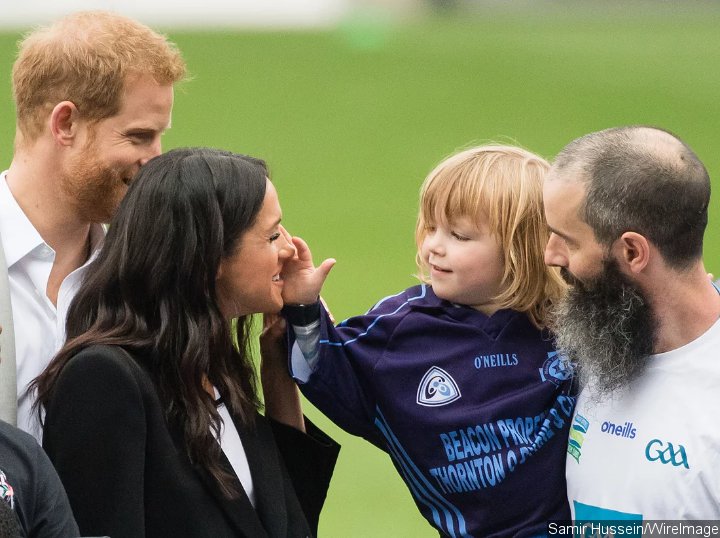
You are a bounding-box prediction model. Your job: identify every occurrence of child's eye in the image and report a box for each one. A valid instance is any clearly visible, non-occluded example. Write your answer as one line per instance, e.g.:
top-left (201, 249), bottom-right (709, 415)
top-left (451, 231), bottom-right (470, 241)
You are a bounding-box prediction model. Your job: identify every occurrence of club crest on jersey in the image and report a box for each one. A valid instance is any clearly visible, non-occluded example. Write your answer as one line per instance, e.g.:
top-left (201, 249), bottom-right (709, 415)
top-left (539, 351), bottom-right (573, 386)
top-left (416, 366), bottom-right (461, 407)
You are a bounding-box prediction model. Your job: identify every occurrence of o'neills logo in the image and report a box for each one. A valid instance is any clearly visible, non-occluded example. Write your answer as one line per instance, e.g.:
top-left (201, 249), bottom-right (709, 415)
top-left (600, 420), bottom-right (637, 439)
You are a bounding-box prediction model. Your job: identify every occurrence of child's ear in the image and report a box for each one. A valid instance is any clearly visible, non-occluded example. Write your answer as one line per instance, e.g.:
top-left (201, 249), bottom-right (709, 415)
top-left (616, 231), bottom-right (650, 274)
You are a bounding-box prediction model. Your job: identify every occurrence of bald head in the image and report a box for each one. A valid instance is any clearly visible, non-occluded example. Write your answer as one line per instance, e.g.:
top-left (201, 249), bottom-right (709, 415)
top-left (547, 126), bottom-right (710, 269)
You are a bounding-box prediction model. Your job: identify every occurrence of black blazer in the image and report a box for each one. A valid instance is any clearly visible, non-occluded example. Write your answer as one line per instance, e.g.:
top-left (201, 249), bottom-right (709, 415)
top-left (42, 345), bottom-right (339, 538)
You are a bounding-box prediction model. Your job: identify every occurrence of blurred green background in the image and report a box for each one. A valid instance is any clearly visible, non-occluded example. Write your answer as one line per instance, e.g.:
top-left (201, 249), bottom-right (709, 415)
top-left (2, 3), bottom-right (720, 536)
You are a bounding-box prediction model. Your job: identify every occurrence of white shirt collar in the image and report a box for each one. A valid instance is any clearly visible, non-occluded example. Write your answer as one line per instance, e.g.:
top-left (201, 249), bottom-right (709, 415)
top-left (0, 171), bottom-right (45, 268)
top-left (0, 170), bottom-right (105, 267)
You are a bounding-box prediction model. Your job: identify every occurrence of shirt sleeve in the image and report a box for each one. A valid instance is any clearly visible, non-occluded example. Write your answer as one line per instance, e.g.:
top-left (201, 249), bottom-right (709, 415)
top-left (290, 320), bottom-right (321, 382)
top-left (42, 347), bottom-right (147, 538)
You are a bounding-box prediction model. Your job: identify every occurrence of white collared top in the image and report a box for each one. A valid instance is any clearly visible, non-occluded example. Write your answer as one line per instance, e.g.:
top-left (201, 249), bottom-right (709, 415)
top-left (212, 387), bottom-right (256, 507)
top-left (0, 171), bottom-right (104, 441)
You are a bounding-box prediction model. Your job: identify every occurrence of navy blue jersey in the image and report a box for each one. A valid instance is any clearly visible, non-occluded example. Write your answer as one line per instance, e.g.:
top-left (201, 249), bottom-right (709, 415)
top-left (290, 284), bottom-right (574, 537)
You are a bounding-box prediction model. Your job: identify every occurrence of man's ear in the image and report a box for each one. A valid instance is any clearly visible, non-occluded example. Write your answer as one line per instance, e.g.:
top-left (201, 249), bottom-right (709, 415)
top-left (617, 231), bottom-right (650, 274)
top-left (49, 101), bottom-right (79, 146)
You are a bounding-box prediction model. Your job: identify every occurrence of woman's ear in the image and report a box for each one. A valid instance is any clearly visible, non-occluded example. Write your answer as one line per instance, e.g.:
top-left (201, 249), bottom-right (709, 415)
top-left (617, 231), bottom-right (650, 274)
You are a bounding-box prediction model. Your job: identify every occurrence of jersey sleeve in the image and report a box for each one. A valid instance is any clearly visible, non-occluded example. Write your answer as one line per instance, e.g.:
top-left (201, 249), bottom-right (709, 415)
top-left (288, 290), bottom-right (411, 447)
top-left (42, 346), bottom-right (147, 538)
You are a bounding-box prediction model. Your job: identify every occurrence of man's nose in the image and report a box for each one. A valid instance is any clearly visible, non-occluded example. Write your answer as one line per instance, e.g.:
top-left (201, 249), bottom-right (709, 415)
top-left (544, 233), bottom-right (567, 267)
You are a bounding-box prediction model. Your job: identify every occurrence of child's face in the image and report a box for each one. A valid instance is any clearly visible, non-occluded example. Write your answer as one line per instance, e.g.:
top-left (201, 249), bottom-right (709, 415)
top-left (420, 215), bottom-right (505, 315)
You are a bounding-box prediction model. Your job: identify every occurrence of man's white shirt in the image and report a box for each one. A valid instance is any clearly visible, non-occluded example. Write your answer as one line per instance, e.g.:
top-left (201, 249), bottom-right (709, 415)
top-left (0, 171), bottom-right (104, 441)
top-left (566, 316), bottom-right (720, 520)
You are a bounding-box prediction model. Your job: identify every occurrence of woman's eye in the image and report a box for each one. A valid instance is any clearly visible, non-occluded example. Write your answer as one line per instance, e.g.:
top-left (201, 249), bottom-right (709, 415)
top-left (269, 232), bottom-right (281, 242)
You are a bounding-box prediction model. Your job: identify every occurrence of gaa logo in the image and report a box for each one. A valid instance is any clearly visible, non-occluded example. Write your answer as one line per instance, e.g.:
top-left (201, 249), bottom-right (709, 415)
top-left (645, 439), bottom-right (690, 469)
top-left (416, 366), bottom-right (461, 407)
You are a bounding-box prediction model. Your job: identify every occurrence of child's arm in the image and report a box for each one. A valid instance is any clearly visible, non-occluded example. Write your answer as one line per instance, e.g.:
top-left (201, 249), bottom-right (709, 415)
top-left (279, 233), bottom-right (410, 447)
top-left (287, 293), bottom-right (412, 449)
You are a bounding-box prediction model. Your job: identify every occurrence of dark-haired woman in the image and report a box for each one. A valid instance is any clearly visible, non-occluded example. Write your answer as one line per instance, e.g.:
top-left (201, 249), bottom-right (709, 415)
top-left (32, 148), bottom-right (339, 538)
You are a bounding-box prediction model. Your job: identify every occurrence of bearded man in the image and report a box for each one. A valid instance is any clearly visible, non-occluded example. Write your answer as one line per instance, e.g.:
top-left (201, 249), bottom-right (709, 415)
top-left (0, 11), bottom-right (186, 438)
top-left (543, 126), bottom-right (720, 519)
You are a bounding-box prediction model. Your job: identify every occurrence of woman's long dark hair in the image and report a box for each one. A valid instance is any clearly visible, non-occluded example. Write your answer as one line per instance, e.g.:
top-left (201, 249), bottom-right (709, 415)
top-left (33, 147), bottom-right (269, 497)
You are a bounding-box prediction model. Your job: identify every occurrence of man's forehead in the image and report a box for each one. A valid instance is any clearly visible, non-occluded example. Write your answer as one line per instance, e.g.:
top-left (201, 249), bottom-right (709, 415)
top-left (546, 159), bottom-right (588, 183)
top-left (544, 169), bottom-right (585, 199)
top-left (543, 174), bottom-right (588, 231)
top-left (113, 77), bottom-right (174, 126)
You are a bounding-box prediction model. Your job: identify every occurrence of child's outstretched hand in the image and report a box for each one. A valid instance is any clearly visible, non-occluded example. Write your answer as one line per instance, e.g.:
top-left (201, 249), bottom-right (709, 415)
top-left (281, 235), bottom-right (335, 305)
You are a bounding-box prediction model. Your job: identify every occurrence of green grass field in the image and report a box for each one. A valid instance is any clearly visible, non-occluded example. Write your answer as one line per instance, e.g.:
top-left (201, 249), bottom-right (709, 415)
top-left (1, 5), bottom-right (720, 536)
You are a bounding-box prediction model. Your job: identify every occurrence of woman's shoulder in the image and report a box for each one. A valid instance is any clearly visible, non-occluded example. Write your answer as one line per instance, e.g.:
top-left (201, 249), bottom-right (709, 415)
top-left (45, 345), bottom-right (156, 425)
top-left (58, 345), bottom-right (149, 390)
top-left (66, 344), bottom-right (135, 367)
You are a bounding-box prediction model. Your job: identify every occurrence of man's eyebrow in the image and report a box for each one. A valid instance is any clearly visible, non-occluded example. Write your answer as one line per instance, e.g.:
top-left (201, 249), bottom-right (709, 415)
top-left (548, 226), bottom-right (573, 243)
top-left (125, 128), bottom-right (156, 134)
top-left (123, 125), bottom-right (165, 135)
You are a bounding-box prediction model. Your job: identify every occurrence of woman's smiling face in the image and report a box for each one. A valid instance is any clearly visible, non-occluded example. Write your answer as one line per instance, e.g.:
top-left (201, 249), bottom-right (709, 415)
top-left (216, 179), bottom-right (295, 318)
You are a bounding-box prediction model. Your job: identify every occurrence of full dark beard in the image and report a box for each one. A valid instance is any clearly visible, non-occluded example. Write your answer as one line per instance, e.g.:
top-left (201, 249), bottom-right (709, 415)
top-left (551, 258), bottom-right (658, 396)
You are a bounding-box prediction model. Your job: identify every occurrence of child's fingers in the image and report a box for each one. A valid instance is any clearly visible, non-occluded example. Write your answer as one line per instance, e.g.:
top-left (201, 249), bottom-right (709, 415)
top-left (317, 258), bottom-right (336, 279)
top-left (279, 225), bottom-right (297, 257)
top-left (291, 236), bottom-right (312, 263)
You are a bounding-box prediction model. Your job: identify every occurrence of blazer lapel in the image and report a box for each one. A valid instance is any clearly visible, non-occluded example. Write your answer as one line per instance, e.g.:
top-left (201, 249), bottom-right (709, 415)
top-left (0, 240), bottom-right (17, 425)
top-left (165, 411), bottom-right (269, 538)
top-left (234, 413), bottom-right (288, 538)
top-left (192, 447), bottom-right (270, 538)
